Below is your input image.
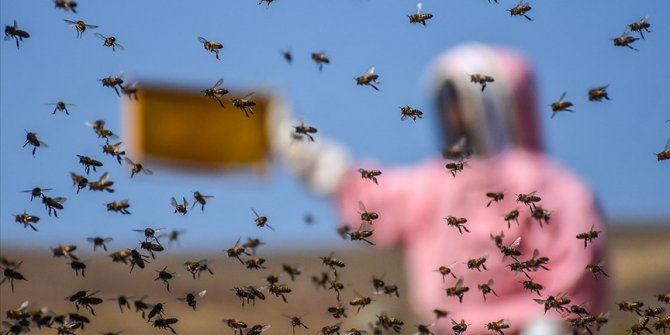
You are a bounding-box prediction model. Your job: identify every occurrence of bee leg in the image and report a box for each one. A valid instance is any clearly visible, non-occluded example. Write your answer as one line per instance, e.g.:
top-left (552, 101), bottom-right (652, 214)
top-left (524, 15), bottom-right (533, 21)
top-left (371, 84), bottom-right (379, 91)
top-left (113, 86), bottom-right (120, 96)
top-left (32, 146), bottom-right (36, 156)
top-left (15, 37), bottom-right (19, 49)
top-left (626, 44), bottom-right (639, 51)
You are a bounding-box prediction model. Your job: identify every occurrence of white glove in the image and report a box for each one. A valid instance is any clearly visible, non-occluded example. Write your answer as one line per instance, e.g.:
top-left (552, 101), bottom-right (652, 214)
top-left (266, 97), bottom-right (353, 197)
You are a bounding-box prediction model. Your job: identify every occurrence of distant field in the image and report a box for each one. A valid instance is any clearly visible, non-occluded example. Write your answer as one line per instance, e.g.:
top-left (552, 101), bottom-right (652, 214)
top-left (1, 226), bottom-right (669, 335)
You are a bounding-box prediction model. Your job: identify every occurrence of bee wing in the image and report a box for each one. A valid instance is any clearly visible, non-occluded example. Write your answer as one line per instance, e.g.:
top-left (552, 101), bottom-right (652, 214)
top-left (487, 279), bottom-right (495, 286)
top-left (104, 237), bottom-right (113, 242)
top-left (170, 197), bottom-right (177, 207)
top-left (123, 157), bottom-right (135, 165)
top-left (86, 237), bottom-right (96, 242)
top-left (251, 207), bottom-right (260, 218)
top-left (509, 236), bottom-right (522, 249)
top-left (143, 168), bottom-right (154, 175)
top-left (213, 78), bottom-right (224, 88)
top-left (54, 197), bottom-right (67, 204)
top-left (416, 2), bottom-right (422, 14)
top-left (94, 32), bottom-right (106, 40)
top-left (198, 36), bottom-right (208, 44)
top-left (115, 43), bottom-right (124, 51)
top-left (244, 92), bottom-right (255, 99)
top-left (533, 298), bottom-right (546, 304)
top-left (98, 172), bottom-right (110, 183)
top-left (64, 19), bottom-right (77, 25)
top-left (366, 66), bottom-right (375, 75)
top-left (19, 300), bottom-right (30, 310)
top-left (358, 200), bottom-right (366, 212)
top-left (455, 276), bottom-right (464, 287)
top-left (664, 139), bottom-right (670, 151)
top-left (183, 197), bottom-right (189, 207)
top-left (197, 290), bottom-right (207, 298)
top-left (532, 249), bottom-right (540, 259)
top-left (85, 23), bottom-right (99, 28)
top-left (559, 91), bottom-right (567, 101)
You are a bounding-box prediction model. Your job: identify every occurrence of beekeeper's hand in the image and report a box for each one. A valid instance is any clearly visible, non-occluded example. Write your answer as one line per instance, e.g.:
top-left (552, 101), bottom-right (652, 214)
top-left (266, 98), bottom-right (352, 197)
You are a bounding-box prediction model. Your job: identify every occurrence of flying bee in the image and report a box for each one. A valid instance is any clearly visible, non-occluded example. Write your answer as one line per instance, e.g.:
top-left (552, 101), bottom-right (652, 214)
top-left (282, 264), bottom-right (302, 281)
top-left (534, 294), bottom-right (571, 314)
top-left (486, 320), bottom-right (510, 335)
top-left (85, 119), bottom-right (119, 139)
top-left (76, 155), bottom-right (103, 174)
top-left (585, 263), bottom-right (608, 279)
top-left (268, 284), bottom-right (292, 303)
top-left (134, 227), bottom-right (165, 242)
top-left (13, 211), bottom-right (40, 231)
top-left (451, 319), bottom-right (469, 335)
top-left (23, 131), bottom-right (47, 157)
top-left (628, 16), bottom-right (651, 40)
top-left (94, 33), bottom-right (124, 51)
top-left (46, 101), bottom-right (76, 115)
top-left (576, 225), bottom-right (602, 248)
top-left (161, 229), bottom-right (186, 245)
top-left (336, 226), bottom-right (351, 239)
top-left (243, 238), bottom-right (265, 255)
top-left (184, 259), bottom-right (214, 279)
top-left (265, 273), bottom-right (280, 286)
top-left (4, 20), bottom-right (30, 49)
top-left (109, 295), bottom-right (134, 312)
top-left (52, 244), bottom-right (78, 259)
top-left (123, 157), bottom-right (153, 177)
top-left (445, 160), bottom-right (466, 178)
top-left (1, 261), bottom-right (27, 292)
top-left (349, 225), bottom-right (375, 245)
top-left (155, 267), bottom-right (177, 292)
top-left (224, 319), bottom-right (248, 335)
top-left (68, 290), bottom-right (103, 315)
top-left (247, 325), bottom-right (271, 335)
top-left (629, 317), bottom-right (653, 335)
top-left (21, 186), bottom-right (52, 201)
top-left (507, 1), bottom-right (532, 21)
top-left (42, 196), bottom-right (66, 217)
top-left (516, 191), bottom-right (541, 209)
top-left (140, 241), bottom-right (165, 259)
top-left (442, 137), bottom-right (471, 160)
top-left (321, 252), bottom-right (346, 271)
top-left (121, 81), bottom-right (139, 100)
top-left (445, 277), bottom-right (470, 303)
top-left (435, 262), bottom-right (458, 282)
top-left (358, 201), bottom-right (379, 224)
top-left (131, 296), bottom-right (150, 318)
top-left (152, 317), bottom-right (178, 334)
top-left (522, 279), bottom-right (544, 296)
top-left (379, 284), bottom-right (400, 298)
top-left (355, 66), bottom-right (380, 91)
top-left (64, 19), bottom-right (98, 38)
top-left (469, 73), bottom-right (495, 92)
top-left (588, 84), bottom-right (610, 102)
top-left (477, 279), bottom-right (498, 301)
top-left (377, 314), bottom-right (404, 333)
top-left (245, 258), bottom-right (267, 270)
top-left (99, 73), bottom-right (125, 96)
top-left (321, 323), bottom-right (342, 335)
top-left (109, 250), bottom-right (130, 264)
top-left (311, 52), bottom-right (330, 71)
top-left (399, 105), bottom-right (423, 122)
top-left (2, 320), bottom-right (30, 335)
top-left (283, 315), bottom-right (309, 335)
top-left (107, 200), bottom-right (131, 214)
top-left (54, 0), bottom-right (77, 12)
top-left (349, 293), bottom-right (372, 313)
top-left (312, 272), bottom-right (330, 291)
top-left (570, 303), bottom-right (590, 316)
top-left (201, 78), bottom-right (229, 107)
top-left (280, 47), bottom-right (292, 64)
top-left (197, 36), bottom-right (223, 60)
top-left (226, 237), bottom-right (251, 264)
top-left (500, 236), bottom-right (522, 260)
top-left (433, 309), bottom-right (449, 319)
top-left (86, 237), bottom-right (112, 251)
top-left (68, 260), bottom-right (87, 277)
top-left (644, 306), bottom-right (667, 318)
top-left (171, 197), bottom-right (189, 215)
top-left (5, 301), bottom-right (30, 321)
top-left (128, 248), bottom-right (150, 272)
top-left (657, 292), bottom-right (670, 304)
top-left (408, 2), bottom-right (433, 25)
top-left (619, 301), bottom-right (645, 315)
top-left (102, 142), bottom-right (126, 164)
top-left (146, 302), bottom-right (167, 321)
top-left (251, 208), bottom-right (274, 230)
top-left (294, 120), bottom-right (318, 141)
top-left (655, 140), bottom-right (670, 161)
top-left (531, 206), bottom-right (551, 227)
top-left (358, 168), bottom-right (382, 185)
top-left (371, 274), bottom-right (386, 293)
top-left (486, 192), bottom-right (504, 207)
top-left (177, 290), bottom-right (206, 311)
top-left (466, 255), bottom-right (488, 271)
top-left (88, 172), bottom-right (115, 193)
top-left (550, 91), bottom-right (574, 119)
top-left (444, 216), bottom-right (470, 234)
top-left (490, 231), bottom-right (505, 248)
top-left (654, 316), bottom-right (670, 333)
top-left (328, 279), bottom-right (346, 300)
top-left (524, 249), bottom-right (550, 271)
top-left (231, 92), bottom-right (257, 118)
top-left (327, 304), bottom-right (347, 319)
top-left (612, 30), bottom-right (639, 51)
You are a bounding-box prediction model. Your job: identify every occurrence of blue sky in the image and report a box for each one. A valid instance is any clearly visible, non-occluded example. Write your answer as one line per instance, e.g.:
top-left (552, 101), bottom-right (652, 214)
top-left (1, 0), bottom-right (669, 250)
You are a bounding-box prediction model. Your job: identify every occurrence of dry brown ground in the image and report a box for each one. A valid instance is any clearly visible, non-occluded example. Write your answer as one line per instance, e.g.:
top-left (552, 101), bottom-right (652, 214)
top-left (1, 226), bottom-right (669, 335)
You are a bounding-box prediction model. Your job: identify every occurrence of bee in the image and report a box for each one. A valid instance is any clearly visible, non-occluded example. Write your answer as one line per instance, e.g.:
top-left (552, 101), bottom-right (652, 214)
top-left (500, 236), bottom-right (522, 260)
top-left (88, 172), bottom-right (115, 193)
top-left (619, 301), bottom-right (645, 315)
top-left (282, 264), bottom-right (302, 281)
top-left (435, 262), bottom-right (458, 282)
top-left (23, 131), bottom-right (47, 157)
top-left (466, 255), bottom-right (488, 271)
top-left (490, 231), bottom-right (505, 248)
top-left (477, 279), bottom-right (498, 301)
top-left (377, 314), bottom-right (404, 333)
top-left (67, 290), bottom-right (103, 315)
top-left (408, 2), bottom-right (433, 26)
top-left (133, 296), bottom-right (150, 318)
top-left (522, 279), bottom-right (544, 296)
top-left (121, 81), bottom-right (139, 100)
top-left (585, 263), bottom-right (608, 279)
top-left (85, 119), bottom-right (119, 139)
top-left (343, 328), bottom-right (367, 335)
top-left (128, 248), bottom-right (150, 272)
top-left (4, 20), bottom-right (30, 49)
top-left (655, 140), bottom-right (670, 161)
top-left (486, 320), bottom-right (510, 335)
top-left (42, 196), bottom-right (66, 217)
top-left (311, 52), bottom-right (330, 71)
top-left (45, 101), bottom-right (76, 115)
top-left (258, 0), bottom-right (275, 7)
top-left (268, 284), bottom-right (292, 303)
top-left (247, 325), bottom-right (271, 335)
top-left (328, 279), bottom-right (346, 301)
top-left (68, 260), bottom-right (87, 277)
top-left (184, 259), bottom-right (214, 279)
top-left (550, 91), bottom-right (574, 119)
top-left (228, 92), bottom-right (258, 118)
top-left (588, 84), bottom-right (610, 102)
top-left (294, 120), bottom-right (318, 141)
top-left (21, 186), bottom-right (53, 202)
top-left (107, 200), bottom-right (131, 214)
top-left (152, 317), bottom-right (178, 334)
top-left (643, 307), bottom-right (666, 318)
top-left (54, 0), bottom-right (77, 12)
top-left (134, 227), bottom-right (164, 242)
top-left (177, 290), bottom-right (206, 311)
top-left (1, 261), bottom-right (27, 292)
top-left (379, 284), bottom-right (400, 298)
top-left (197, 36), bottom-right (223, 60)
top-left (5, 301), bottom-right (30, 321)
top-left (2, 320), bottom-right (31, 335)
top-left (226, 237), bottom-right (251, 264)
top-left (445, 160), bottom-right (466, 178)
top-left (612, 30), bottom-right (640, 51)
top-left (108, 295), bottom-right (134, 312)
top-left (280, 48), bottom-right (292, 64)
top-left (414, 324), bottom-right (435, 335)
top-left (161, 229), bottom-right (186, 246)
top-left (123, 157), bottom-right (153, 177)
top-left (147, 302), bottom-right (166, 321)
top-left (349, 225), bottom-right (375, 245)
top-left (102, 142), bottom-right (126, 164)
top-left (224, 318), bottom-right (248, 335)
top-left (358, 168), bottom-right (382, 185)
top-left (109, 250), bottom-right (130, 264)
top-left (13, 211), bottom-right (40, 231)
top-left (337, 226), bottom-right (351, 239)
top-left (312, 272), bottom-right (331, 291)
top-left (349, 293), bottom-right (372, 313)
top-left (155, 267), bottom-right (177, 292)
top-left (569, 303), bottom-right (590, 316)
top-left (283, 315), bottom-right (309, 335)
top-left (469, 74), bottom-right (495, 92)
top-left (201, 78), bottom-right (229, 107)
top-left (358, 201), bottom-right (379, 224)
top-left (371, 274), bottom-right (386, 293)
top-left (94, 33), bottom-right (123, 51)
top-left (628, 16), bottom-right (651, 40)
top-left (445, 277), bottom-right (470, 303)
top-left (442, 137), bottom-right (471, 160)
top-left (399, 105), bottom-right (423, 122)
top-left (251, 208), bottom-right (274, 230)
top-left (486, 192), bottom-right (504, 207)
top-left (450, 319), bottom-right (469, 335)
top-left (355, 66), bottom-right (380, 91)
top-left (516, 191), bottom-right (541, 209)
top-left (85, 237), bottom-right (112, 252)
top-left (327, 304), bottom-right (347, 319)
top-left (171, 197), bottom-right (188, 215)
top-left (64, 19), bottom-right (98, 38)
top-left (99, 73), bottom-right (125, 96)
top-left (654, 316), bottom-right (670, 334)
top-left (245, 258), bottom-right (267, 270)
top-left (76, 155), bottom-right (103, 174)
top-left (265, 273), bottom-right (280, 285)
top-left (629, 317), bottom-right (653, 335)
top-left (243, 238), bottom-right (265, 255)
top-left (531, 206), bottom-right (551, 226)
top-left (433, 309), bottom-right (449, 319)
top-left (534, 294), bottom-right (571, 314)
top-left (656, 292), bottom-right (670, 304)
top-left (576, 225), bottom-right (602, 248)
top-left (232, 286), bottom-right (264, 307)
top-left (321, 252), bottom-right (346, 271)
top-left (507, 1), bottom-right (532, 21)
top-left (321, 323), bottom-right (342, 335)
top-left (444, 216), bottom-right (470, 234)
top-left (524, 249), bottom-right (550, 271)
top-left (140, 240), bottom-right (165, 259)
